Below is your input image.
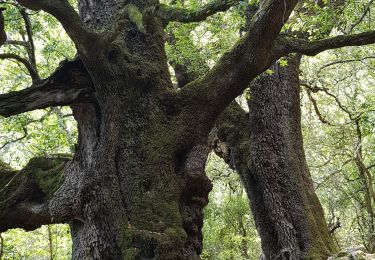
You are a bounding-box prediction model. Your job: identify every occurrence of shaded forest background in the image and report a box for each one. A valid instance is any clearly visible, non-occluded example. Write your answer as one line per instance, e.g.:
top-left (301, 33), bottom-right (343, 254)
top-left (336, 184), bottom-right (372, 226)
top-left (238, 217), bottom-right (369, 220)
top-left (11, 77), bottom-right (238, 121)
top-left (0, 0), bottom-right (374, 258)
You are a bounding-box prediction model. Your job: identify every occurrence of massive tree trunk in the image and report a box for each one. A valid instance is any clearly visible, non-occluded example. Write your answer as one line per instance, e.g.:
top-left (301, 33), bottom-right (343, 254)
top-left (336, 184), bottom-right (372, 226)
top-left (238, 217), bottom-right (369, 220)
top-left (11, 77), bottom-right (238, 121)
top-left (1, 1), bottom-right (214, 259)
top-left (214, 56), bottom-right (337, 259)
top-left (60, 2), bottom-right (213, 259)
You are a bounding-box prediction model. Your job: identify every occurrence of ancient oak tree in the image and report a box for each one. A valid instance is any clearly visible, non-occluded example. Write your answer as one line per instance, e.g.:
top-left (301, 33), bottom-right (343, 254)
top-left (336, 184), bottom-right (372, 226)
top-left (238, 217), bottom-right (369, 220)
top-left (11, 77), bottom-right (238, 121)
top-left (1, 0), bottom-right (375, 259)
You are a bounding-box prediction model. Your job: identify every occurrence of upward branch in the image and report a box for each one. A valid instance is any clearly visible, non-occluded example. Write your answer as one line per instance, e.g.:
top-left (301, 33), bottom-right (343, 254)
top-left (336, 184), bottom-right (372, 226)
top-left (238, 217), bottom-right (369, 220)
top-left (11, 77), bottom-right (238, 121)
top-left (160, 0), bottom-right (241, 23)
top-left (19, 8), bottom-right (37, 69)
top-left (16, 0), bottom-right (94, 54)
top-left (180, 0), bottom-right (298, 123)
top-left (179, 0), bottom-right (375, 129)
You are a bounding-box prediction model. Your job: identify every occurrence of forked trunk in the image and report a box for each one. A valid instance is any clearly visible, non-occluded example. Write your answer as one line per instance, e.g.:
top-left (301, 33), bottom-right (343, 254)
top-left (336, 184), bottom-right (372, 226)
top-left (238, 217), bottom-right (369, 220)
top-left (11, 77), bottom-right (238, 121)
top-left (64, 1), bottom-right (212, 259)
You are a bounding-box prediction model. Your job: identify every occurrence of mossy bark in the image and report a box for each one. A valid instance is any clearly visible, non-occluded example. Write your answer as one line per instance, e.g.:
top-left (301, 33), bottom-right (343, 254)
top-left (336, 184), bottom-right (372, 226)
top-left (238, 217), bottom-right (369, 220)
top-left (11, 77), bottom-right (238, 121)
top-left (214, 56), bottom-right (338, 259)
top-left (0, 156), bottom-right (70, 232)
top-left (51, 1), bottom-right (214, 259)
top-left (66, 78), bottom-right (212, 258)
top-left (1, 1), bottom-right (213, 258)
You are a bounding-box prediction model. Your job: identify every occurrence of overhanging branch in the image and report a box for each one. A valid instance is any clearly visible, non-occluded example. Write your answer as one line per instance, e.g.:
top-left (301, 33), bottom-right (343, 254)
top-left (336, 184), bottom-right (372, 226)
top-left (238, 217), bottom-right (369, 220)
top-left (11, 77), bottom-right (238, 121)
top-left (16, 0), bottom-right (94, 54)
top-left (160, 0), bottom-right (240, 23)
top-left (0, 59), bottom-right (94, 117)
top-left (277, 30), bottom-right (375, 56)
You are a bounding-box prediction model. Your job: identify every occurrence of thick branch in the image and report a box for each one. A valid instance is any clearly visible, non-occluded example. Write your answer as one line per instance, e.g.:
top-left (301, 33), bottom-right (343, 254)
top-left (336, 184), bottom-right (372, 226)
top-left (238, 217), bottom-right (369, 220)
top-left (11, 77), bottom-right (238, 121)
top-left (0, 53), bottom-right (40, 82)
top-left (160, 0), bottom-right (240, 23)
top-left (0, 156), bottom-right (71, 232)
top-left (180, 0), bottom-right (298, 124)
top-left (277, 30), bottom-right (375, 56)
top-left (0, 59), bottom-right (94, 117)
top-left (16, 0), bottom-right (94, 54)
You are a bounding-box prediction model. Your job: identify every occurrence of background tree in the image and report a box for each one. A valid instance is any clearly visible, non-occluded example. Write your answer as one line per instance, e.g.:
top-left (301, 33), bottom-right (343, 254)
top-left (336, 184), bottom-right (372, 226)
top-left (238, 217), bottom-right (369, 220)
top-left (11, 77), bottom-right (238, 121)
top-left (301, 44), bottom-right (375, 252)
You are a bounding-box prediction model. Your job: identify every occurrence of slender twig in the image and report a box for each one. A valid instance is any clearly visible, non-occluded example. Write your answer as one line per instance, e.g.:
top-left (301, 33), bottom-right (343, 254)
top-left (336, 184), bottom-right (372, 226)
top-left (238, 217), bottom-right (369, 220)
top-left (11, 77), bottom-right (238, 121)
top-left (305, 89), bottom-right (334, 125)
top-left (317, 55), bottom-right (375, 73)
top-left (348, 0), bottom-right (375, 33)
top-left (19, 8), bottom-right (37, 70)
top-left (316, 158), bottom-right (353, 189)
top-left (0, 126), bottom-right (28, 149)
top-left (0, 53), bottom-right (40, 82)
top-left (4, 39), bottom-right (27, 47)
top-left (47, 225), bottom-right (54, 260)
top-left (301, 82), bottom-right (355, 120)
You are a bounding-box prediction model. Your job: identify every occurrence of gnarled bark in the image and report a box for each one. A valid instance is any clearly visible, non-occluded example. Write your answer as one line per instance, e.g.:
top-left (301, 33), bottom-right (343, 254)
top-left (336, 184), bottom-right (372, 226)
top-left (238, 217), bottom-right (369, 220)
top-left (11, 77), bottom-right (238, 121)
top-left (214, 56), bottom-right (337, 259)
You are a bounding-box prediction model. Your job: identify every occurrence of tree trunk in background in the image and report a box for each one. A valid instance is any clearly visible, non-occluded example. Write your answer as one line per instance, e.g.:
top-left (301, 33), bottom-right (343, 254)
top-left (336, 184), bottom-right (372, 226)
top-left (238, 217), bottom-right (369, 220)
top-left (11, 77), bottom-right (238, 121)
top-left (214, 56), bottom-right (337, 259)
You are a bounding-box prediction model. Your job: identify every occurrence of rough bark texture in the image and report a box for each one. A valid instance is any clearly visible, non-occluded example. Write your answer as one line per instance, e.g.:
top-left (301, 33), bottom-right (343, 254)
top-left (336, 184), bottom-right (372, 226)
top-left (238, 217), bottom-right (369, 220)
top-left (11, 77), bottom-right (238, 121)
top-left (214, 56), bottom-right (337, 259)
top-left (58, 2), bottom-right (212, 259)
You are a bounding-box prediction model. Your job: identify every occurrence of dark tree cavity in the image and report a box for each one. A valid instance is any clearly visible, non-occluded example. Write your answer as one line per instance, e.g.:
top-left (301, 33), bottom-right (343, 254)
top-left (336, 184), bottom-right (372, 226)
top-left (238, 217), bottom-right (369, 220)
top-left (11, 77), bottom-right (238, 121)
top-left (1, 0), bottom-right (375, 259)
